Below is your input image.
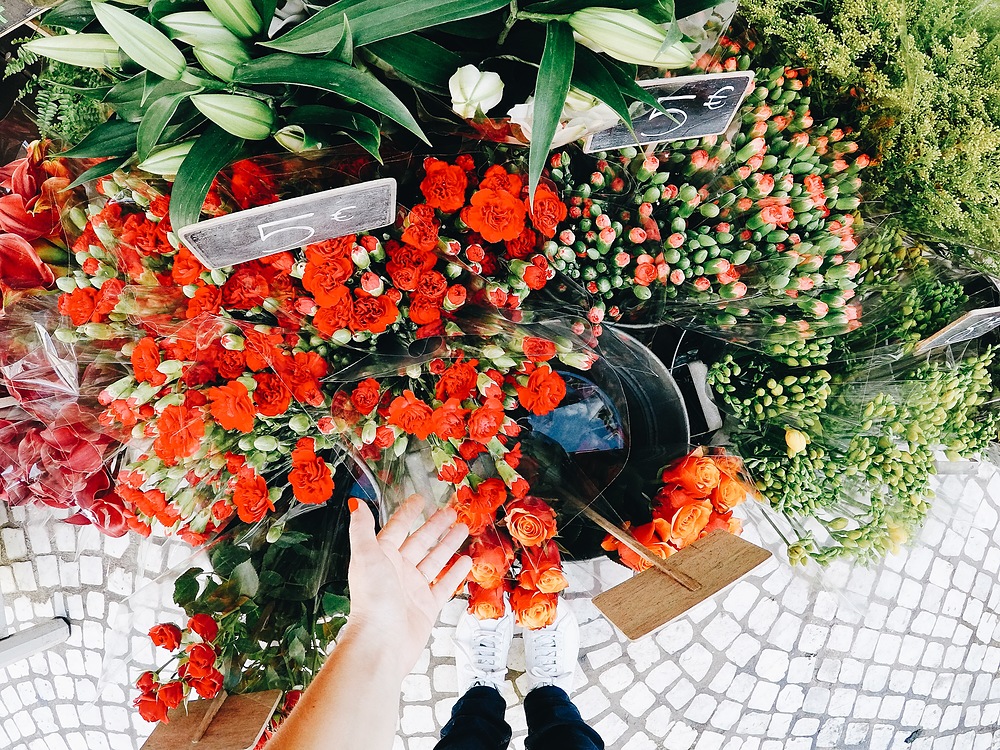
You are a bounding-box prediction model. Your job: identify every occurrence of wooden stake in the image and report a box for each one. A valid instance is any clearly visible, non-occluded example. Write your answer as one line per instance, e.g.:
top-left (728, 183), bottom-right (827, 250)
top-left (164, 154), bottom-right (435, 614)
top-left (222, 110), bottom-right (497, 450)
top-left (191, 691), bottom-right (228, 744)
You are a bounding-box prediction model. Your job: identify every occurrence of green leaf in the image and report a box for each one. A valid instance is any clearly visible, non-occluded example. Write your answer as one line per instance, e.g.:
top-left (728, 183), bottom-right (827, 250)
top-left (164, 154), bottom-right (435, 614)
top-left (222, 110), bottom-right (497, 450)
top-left (170, 123), bottom-right (244, 230)
top-left (230, 559), bottom-right (260, 597)
top-left (523, 0), bottom-right (680, 23)
top-left (64, 156), bottom-right (129, 190)
top-left (674, 0), bottom-right (722, 18)
top-left (328, 14), bottom-right (354, 65)
top-left (173, 567), bottom-right (202, 607)
top-left (288, 105), bottom-right (382, 158)
top-left (263, 0), bottom-right (508, 53)
top-left (210, 542), bottom-right (253, 577)
top-left (365, 34), bottom-right (463, 95)
top-left (150, 0), bottom-right (201, 19)
top-left (42, 0), bottom-right (97, 30)
top-left (259, 570), bottom-right (284, 589)
top-left (321, 592), bottom-right (351, 617)
top-left (250, 0), bottom-right (278, 34)
top-left (528, 21), bottom-right (575, 199)
top-left (287, 637), bottom-right (306, 664)
top-left (137, 93), bottom-right (190, 161)
top-left (600, 56), bottom-right (671, 116)
top-left (234, 54), bottom-right (428, 144)
top-left (571, 46), bottom-right (632, 131)
top-left (58, 118), bottom-right (140, 158)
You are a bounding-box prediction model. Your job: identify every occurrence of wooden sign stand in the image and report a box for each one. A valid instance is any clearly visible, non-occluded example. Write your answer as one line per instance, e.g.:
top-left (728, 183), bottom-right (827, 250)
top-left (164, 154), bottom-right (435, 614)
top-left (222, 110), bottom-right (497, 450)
top-left (571, 499), bottom-right (772, 640)
top-left (141, 690), bottom-right (282, 750)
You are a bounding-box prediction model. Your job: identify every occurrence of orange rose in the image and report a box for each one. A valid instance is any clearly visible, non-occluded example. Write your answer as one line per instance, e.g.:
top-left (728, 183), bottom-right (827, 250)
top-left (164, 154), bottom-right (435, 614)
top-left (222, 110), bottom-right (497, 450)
top-left (387, 390), bottom-right (433, 439)
top-left (420, 158), bottom-right (468, 213)
top-left (526, 184), bottom-right (568, 238)
top-left (289, 437), bottom-right (334, 505)
top-left (451, 499), bottom-right (494, 537)
top-left (601, 518), bottom-right (674, 572)
top-left (700, 510), bottom-right (742, 538)
top-left (517, 365), bottom-right (566, 416)
top-left (132, 338), bottom-right (167, 387)
top-left (206, 381), bottom-right (256, 433)
top-left (232, 467), bottom-right (273, 523)
top-left (710, 473), bottom-right (747, 513)
top-left (504, 496), bottom-right (557, 547)
top-left (652, 487), bottom-right (702, 521)
top-left (518, 541), bottom-right (568, 594)
top-left (668, 500), bottom-right (713, 548)
top-left (509, 587), bottom-right (558, 629)
top-left (462, 188), bottom-right (527, 243)
top-left (662, 451), bottom-right (720, 496)
top-left (468, 582), bottom-right (507, 620)
top-left (467, 528), bottom-right (514, 589)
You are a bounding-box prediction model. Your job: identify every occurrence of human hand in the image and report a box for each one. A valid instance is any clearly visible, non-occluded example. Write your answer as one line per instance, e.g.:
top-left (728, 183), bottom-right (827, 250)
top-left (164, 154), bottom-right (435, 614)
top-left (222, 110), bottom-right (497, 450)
top-left (345, 494), bottom-right (472, 679)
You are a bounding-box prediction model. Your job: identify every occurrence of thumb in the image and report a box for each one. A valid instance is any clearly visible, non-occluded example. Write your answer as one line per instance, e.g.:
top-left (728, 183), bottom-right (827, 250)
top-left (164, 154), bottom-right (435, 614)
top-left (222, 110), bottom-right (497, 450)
top-left (348, 497), bottom-right (379, 558)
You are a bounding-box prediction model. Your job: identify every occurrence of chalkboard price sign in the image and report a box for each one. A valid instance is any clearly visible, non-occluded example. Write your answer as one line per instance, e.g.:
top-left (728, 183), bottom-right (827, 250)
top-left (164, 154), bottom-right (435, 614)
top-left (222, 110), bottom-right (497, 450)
top-left (0, 0), bottom-right (46, 37)
top-left (178, 178), bottom-right (397, 270)
top-left (584, 71), bottom-right (755, 153)
top-left (914, 307), bottom-right (1000, 353)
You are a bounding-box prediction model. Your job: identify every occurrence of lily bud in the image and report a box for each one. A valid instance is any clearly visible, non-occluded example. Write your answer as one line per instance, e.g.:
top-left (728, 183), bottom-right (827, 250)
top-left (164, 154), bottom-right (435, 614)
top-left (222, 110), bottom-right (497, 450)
top-left (204, 0), bottom-right (263, 38)
top-left (160, 11), bottom-right (242, 46)
top-left (138, 140), bottom-right (196, 176)
top-left (567, 8), bottom-right (694, 69)
top-left (448, 65), bottom-right (504, 119)
top-left (193, 41), bottom-right (250, 81)
top-left (92, 1), bottom-right (186, 81)
top-left (24, 34), bottom-right (122, 69)
top-left (192, 94), bottom-right (275, 140)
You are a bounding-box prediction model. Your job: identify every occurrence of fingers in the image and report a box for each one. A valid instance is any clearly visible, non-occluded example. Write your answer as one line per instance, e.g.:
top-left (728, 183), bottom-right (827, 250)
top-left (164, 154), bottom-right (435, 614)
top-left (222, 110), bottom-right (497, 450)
top-left (431, 555), bottom-right (474, 607)
top-left (347, 497), bottom-right (378, 559)
top-left (415, 521), bottom-right (470, 581)
top-left (399, 505), bottom-right (460, 565)
top-left (377, 494), bottom-right (426, 549)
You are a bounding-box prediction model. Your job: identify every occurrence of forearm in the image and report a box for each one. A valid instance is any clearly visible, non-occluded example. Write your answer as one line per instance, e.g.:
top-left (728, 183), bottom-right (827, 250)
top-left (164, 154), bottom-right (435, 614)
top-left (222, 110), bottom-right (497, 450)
top-left (267, 621), bottom-right (406, 750)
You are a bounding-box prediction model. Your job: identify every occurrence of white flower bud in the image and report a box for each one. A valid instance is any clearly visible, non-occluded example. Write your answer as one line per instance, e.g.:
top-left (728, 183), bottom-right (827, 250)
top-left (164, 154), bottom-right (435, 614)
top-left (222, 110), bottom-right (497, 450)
top-left (254, 435), bottom-right (279, 452)
top-left (449, 65), bottom-right (504, 119)
top-left (361, 421), bottom-right (377, 445)
top-left (567, 8), bottom-right (694, 68)
top-left (405, 364), bottom-right (422, 379)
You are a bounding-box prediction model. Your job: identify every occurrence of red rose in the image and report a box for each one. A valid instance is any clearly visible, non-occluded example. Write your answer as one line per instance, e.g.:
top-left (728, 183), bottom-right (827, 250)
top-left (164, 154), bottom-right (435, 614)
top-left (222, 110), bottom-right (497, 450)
top-left (350, 292), bottom-right (398, 334)
top-left (527, 184), bottom-right (567, 238)
top-left (350, 378), bottom-right (381, 415)
top-left (468, 581), bottom-right (507, 620)
top-left (430, 398), bottom-right (468, 440)
top-left (188, 668), bottom-right (224, 700)
top-left (517, 365), bottom-right (566, 416)
top-left (518, 540), bottom-right (568, 593)
top-left (252, 372), bottom-right (292, 416)
top-left (634, 263), bottom-right (657, 286)
top-left (467, 398), bottom-right (505, 444)
top-left (222, 265), bottom-right (269, 310)
top-left (188, 614), bottom-right (219, 642)
top-left (184, 642), bottom-right (218, 679)
top-left (149, 623), bottom-right (182, 651)
top-left (136, 671), bottom-right (156, 694)
top-left (134, 693), bottom-right (169, 723)
top-left (436, 360), bottom-right (478, 401)
top-left (157, 681), bottom-right (184, 710)
top-left (521, 336), bottom-right (557, 362)
top-left (420, 158), bottom-right (468, 213)
top-left (387, 390), bottom-right (433, 439)
top-left (232, 467), bottom-right (273, 523)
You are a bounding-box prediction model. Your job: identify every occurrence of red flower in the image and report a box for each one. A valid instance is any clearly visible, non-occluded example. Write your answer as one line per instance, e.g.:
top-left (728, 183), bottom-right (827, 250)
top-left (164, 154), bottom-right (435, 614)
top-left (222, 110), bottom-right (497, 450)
top-left (430, 398), bottom-right (468, 440)
top-left (438, 458), bottom-right (469, 484)
top-left (135, 693), bottom-right (170, 723)
top-left (517, 365), bottom-right (566, 416)
top-left (136, 671), bottom-right (156, 694)
top-left (157, 681), bottom-right (184, 710)
top-left (408, 294), bottom-right (442, 326)
top-left (420, 158), bottom-right (468, 213)
top-left (415, 270), bottom-right (448, 300)
top-left (504, 496), bottom-right (557, 547)
top-left (153, 405), bottom-right (205, 465)
top-left (468, 582), bottom-right (507, 620)
top-left (462, 188), bottom-right (527, 243)
top-left (132, 338), bottom-right (166, 387)
top-left (303, 259), bottom-right (355, 305)
top-left (185, 284), bottom-right (222, 319)
top-left (387, 390), bottom-right (433, 440)
top-left (401, 205), bottom-right (441, 251)
top-left (518, 541), bottom-right (568, 593)
top-left (480, 165), bottom-right (523, 197)
top-left (206, 381), bottom-right (256, 433)
top-left (527, 184), bottom-right (567, 238)
top-left (505, 227), bottom-right (538, 260)
top-left (521, 336), bottom-right (556, 362)
top-left (188, 614), bottom-right (219, 642)
top-left (252, 372), bottom-right (292, 416)
top-left (222, 265), bottom-right (270, 310)
top-left (436, 360), bottom-right (478, 401)
top-left (188, 668), bottom-right (224, 699)
top-left (350, 378), bottom-right (381, 415)
top-left (289, 437), bottom-right (334, 505)
top-left (467, 398), bottom-right (505, 444)
top-left (350, 292), bottom-right (398, 334)
top-left (57, 286), bottom-right (98, 326)
top-left (277, 351), bottom-right (328, 407)
top-left (185, 642), bottom-right (218, 679)
top-left (311, 285), bottom-right (353, 336)
top-left (232, 467), bottom-right (273, 523)
top-left (172, 246), bottom-right (205, 285)
top-left (149, 623), bottom-right (182, 651)
top-left (0, 234), bottom-right (54, 293)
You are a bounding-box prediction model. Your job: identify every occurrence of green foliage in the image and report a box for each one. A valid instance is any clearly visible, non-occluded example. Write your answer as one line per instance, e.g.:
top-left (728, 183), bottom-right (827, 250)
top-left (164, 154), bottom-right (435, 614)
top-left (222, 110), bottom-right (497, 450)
top-left (739, 0), bottom-right (1000, 251)
top-left (4, 39), bottom-right (108, 145)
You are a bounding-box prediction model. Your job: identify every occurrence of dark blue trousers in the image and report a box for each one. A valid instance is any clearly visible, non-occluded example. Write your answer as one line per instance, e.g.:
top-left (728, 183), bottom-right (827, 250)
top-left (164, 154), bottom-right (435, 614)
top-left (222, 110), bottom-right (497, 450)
top-left (434, 685), bottom-right (604, 750)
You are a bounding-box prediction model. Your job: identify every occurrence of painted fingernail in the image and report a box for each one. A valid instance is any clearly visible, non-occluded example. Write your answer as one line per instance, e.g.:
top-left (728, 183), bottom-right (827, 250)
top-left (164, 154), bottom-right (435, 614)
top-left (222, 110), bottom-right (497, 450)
top-left (347, 497), bottom-right (359, 513)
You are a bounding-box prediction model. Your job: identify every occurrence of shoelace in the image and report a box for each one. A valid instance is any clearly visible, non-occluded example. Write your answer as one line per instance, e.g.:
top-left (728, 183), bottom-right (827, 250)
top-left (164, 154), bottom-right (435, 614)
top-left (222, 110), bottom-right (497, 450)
top-left (472, 631), bottom-right (504, 671)
top-left (530, 632), bottom-right (562, 678)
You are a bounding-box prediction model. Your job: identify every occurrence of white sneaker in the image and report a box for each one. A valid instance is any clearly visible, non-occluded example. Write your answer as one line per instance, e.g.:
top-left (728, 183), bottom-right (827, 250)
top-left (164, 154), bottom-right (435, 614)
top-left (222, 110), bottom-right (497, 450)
top-left (454, 608), bottom-right (515, 694)
top-left (523, 603), bottom-right (579, 695)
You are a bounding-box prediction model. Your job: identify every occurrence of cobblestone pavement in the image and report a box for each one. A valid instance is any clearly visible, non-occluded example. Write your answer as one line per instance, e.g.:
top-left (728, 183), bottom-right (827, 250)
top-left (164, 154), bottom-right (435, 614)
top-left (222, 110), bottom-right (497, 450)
top-left (2, 461), bottom-right (1000, 750)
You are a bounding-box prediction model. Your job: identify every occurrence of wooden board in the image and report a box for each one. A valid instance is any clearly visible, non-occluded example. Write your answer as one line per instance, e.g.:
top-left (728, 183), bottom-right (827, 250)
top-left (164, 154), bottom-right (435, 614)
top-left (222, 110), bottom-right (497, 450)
top-left (594, 530), bottom-right (771, 640)
top-left (141, 690), bottom-right (282, 750)
top-left (0, 0), bottom-right (46, 38)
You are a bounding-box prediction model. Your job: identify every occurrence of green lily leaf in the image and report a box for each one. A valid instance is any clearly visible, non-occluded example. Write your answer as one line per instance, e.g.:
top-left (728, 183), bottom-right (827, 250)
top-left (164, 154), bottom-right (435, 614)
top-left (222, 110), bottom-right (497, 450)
top-left (328, 14), bottom-right (354, 65)
top-left (364, 33), bottom-right (463, 95)
top-left (137, 92), bottom-right (191, 161)
top-left (528, 21), bottom-right (575, 199)
top-left (41, 0), bottom-right (97, 31)
top-left (64, 156), bottom-right (130, 190)
top-left (263, 0), bottom-right (508, 54)
top-left (287, 105), bottom-right (381, 159)
top-left (571, 46), bottom-right (633, 132)
top-left (599, 56), bottom-right (672, 116)
top-left (170, 123), bottom-right (245, 230)
top-left (234, 54), bottom-right (429, 144)
top-left (91, 1), bottom-right (187, 81)
top-left (58, 118), bottom-right (140, 158)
